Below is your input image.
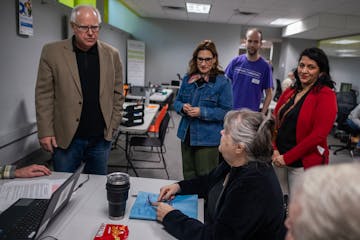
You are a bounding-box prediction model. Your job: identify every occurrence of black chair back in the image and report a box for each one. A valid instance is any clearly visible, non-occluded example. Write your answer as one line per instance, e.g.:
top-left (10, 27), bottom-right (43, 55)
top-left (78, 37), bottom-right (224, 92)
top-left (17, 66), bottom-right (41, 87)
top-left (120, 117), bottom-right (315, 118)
top-left (159, 112), bottom-right (170, 145)
top-left (335, 91), bottom-right (357, 130)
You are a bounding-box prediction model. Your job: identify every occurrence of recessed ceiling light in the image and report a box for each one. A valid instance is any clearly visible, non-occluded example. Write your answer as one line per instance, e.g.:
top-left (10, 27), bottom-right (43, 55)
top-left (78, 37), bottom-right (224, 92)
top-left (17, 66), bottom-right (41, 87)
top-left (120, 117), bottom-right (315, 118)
top-left (186, 2), bottom-right (211, 14)
top-left (270, 18), bottom-right (299, 26)
top-left (330, 39), bottom-right (360, 44)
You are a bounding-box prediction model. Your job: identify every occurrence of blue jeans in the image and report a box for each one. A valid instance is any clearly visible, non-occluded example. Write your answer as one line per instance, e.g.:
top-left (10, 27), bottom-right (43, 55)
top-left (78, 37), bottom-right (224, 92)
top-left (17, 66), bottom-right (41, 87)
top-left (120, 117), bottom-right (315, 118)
top-left (53, 136), bottom-right (111, 175)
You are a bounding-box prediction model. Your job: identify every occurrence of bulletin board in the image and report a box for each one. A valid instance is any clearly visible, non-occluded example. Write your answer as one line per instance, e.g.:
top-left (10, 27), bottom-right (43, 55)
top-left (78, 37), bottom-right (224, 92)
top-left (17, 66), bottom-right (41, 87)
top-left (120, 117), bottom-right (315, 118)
top-left (127, 40), bottom-right (145, 86)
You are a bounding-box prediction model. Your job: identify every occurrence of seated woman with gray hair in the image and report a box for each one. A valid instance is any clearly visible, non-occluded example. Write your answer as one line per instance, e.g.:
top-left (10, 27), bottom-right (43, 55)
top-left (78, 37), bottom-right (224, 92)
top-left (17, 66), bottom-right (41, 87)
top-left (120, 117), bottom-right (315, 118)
top-left (152, 109), bottom-right (285, 240)
top-left (285, 163), bottom-right (360, 240)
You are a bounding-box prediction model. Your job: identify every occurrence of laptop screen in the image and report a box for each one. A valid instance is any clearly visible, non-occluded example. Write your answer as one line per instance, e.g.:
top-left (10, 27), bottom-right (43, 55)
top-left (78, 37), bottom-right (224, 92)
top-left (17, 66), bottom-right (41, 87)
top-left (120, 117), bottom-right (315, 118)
top-left (35, 163), bottom-right (85, 238)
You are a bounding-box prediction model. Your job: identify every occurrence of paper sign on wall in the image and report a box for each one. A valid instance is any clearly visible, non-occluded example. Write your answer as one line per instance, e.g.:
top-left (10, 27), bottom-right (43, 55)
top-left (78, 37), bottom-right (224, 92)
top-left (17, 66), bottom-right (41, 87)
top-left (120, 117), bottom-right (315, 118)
top-left (18, 0), bottom-right (33, 36)
top-left (127, 40), bottom-right (145, 86)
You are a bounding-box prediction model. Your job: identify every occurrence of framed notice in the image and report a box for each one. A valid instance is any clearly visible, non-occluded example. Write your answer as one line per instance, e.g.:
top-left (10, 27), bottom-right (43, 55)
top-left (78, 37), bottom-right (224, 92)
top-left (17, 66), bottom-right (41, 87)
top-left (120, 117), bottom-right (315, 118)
top-left (127, 40), bottom-right (145, 86)
top-left (18, 0), bottom-right (33, 36)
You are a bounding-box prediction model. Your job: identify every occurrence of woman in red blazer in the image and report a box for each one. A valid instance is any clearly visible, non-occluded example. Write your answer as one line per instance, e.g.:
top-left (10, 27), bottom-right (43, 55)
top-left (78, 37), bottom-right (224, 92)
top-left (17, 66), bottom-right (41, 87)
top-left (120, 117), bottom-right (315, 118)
top-left (272, 47), bottom-right (337, 195)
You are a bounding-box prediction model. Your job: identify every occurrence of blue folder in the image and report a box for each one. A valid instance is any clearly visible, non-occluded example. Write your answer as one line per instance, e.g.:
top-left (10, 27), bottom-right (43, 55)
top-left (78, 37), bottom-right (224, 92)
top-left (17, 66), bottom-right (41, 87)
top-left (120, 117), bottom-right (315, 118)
top-left (129, 191), bottom-right (198, 220)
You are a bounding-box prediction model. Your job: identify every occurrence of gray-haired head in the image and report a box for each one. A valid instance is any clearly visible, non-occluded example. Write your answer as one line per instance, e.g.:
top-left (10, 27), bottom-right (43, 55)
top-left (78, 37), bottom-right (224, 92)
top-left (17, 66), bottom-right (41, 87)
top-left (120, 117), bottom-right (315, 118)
top-left (291, 163), bottom-right (360, 240)
top-left (70, 5), bottom-right (102, 24)
top-left (223, 109), bottom-right (274, 162)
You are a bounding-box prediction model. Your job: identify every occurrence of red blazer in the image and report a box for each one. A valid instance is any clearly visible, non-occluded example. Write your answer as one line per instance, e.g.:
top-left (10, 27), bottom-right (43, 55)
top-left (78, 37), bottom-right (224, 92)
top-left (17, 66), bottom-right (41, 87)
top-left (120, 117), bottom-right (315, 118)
top-left (273, 86), bottom-right (337, 169)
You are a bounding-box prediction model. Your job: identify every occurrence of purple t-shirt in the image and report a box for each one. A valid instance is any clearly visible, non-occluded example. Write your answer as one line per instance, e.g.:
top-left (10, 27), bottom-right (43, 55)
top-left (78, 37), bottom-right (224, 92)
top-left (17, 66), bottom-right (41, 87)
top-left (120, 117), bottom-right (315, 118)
top-left (225, 54), bottom-right (273, 111)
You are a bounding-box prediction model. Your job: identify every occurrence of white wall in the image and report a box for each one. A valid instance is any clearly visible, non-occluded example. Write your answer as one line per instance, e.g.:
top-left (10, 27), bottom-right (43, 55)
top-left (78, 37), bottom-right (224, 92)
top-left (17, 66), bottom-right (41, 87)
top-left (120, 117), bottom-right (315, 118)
top-left (0, 0), bottom-right (69, 164)
top-left (134, 19), bottom-right (245, 84)
top-left (278, 38), bottom-right (318, 80)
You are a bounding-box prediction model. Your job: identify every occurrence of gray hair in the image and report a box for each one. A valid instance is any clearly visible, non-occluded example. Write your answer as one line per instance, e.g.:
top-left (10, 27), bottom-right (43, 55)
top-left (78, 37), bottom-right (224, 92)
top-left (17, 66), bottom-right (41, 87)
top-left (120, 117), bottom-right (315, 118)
top-left (292, 163), bottom-right (360, 240)
top-left (70, 5), bottom-right (102, 24)
top-left (223, 109), bottom-right (274, 162)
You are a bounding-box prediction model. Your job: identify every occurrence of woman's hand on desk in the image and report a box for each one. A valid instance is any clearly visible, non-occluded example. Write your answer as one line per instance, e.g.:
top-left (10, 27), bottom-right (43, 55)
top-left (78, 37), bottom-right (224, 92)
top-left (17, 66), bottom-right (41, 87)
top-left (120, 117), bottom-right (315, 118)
top-left (15, 164), bottom-right (51, 178)
top-left (152, 202), bottom-right (175, 222)
top-left (158, 183), bottom-right (180, 201)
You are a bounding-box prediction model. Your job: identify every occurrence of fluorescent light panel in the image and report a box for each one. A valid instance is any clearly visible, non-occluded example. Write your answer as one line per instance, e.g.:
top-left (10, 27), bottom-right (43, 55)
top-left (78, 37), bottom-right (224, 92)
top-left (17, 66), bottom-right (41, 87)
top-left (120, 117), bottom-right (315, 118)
top-left (186, 2), bottom-right (211, 14)
top-left (337, 53), bottom-right (359, 57)
top-left (336, 49), bottom-right (357, 53)
top-left (330, 39), bottom-right (360, 44)
top-left (270, 18), bottom-right (299, 26)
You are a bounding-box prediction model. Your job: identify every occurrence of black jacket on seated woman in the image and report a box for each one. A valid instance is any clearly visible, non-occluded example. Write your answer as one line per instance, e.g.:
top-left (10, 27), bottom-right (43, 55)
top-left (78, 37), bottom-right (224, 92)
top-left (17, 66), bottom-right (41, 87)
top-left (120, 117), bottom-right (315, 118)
top-left (154, 110), bottom-right (285, 240)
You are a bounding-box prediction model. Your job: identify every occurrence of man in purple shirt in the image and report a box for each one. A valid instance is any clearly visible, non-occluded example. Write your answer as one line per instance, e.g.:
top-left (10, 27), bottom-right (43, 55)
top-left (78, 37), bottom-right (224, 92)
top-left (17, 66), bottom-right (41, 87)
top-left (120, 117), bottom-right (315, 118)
top-left (225, 28), bottom-right (273, 113)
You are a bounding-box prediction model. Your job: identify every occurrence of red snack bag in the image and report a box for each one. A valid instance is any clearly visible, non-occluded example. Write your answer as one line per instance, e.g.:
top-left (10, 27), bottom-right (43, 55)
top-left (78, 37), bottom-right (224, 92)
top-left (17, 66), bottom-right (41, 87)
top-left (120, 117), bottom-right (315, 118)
top-left (94, 223), bottom-right (129, 240)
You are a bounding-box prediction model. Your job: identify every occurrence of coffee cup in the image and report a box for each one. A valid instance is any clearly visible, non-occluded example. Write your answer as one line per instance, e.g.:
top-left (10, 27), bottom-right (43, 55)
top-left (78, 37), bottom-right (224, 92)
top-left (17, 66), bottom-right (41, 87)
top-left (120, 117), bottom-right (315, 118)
top-left (106, 172), bottom-right (130, 220)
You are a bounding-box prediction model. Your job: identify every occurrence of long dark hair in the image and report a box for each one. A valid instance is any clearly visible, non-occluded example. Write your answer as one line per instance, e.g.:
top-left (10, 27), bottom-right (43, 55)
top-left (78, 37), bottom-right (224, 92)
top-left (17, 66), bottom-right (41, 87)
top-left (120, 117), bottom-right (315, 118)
top-left (187, 40), bottom-right (224, 76)
top-left (293, 47), bottom-right (335, 91)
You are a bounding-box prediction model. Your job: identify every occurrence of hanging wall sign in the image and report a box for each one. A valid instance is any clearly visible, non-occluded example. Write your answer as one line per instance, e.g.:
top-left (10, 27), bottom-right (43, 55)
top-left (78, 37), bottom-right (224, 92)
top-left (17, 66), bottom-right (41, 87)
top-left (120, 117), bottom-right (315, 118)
top-left (18, 0), bottom-right (33, 36)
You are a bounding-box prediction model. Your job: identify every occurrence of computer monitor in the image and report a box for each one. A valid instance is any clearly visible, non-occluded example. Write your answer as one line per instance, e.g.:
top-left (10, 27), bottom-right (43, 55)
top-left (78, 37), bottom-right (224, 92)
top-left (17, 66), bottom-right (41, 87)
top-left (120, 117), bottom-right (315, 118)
top-left (340, 82), bottom-right (352, 92)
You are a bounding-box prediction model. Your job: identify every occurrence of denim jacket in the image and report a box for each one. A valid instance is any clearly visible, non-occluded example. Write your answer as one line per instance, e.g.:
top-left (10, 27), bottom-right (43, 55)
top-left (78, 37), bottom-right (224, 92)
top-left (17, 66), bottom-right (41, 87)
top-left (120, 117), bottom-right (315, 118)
top-left (174, 74), bottom-right (233, 146)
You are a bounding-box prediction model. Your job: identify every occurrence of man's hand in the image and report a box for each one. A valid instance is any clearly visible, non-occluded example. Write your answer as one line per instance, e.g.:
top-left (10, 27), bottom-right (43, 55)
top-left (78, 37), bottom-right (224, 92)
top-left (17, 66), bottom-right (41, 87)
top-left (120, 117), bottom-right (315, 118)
top-left (39, 136), bottom-right (58, 153)
top-left (15, 164), bottom-right (51, 178)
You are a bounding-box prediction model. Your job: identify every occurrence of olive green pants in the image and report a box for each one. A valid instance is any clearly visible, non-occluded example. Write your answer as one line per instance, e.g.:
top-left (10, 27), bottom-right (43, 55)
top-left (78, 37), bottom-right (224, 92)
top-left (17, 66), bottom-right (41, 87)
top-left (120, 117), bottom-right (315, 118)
top-left (181, 142), bottom-right (219, 180)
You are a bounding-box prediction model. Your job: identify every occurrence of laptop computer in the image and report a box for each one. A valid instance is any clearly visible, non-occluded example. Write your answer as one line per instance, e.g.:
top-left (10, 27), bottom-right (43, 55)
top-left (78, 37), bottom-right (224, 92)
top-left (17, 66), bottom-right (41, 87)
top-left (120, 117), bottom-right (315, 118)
top-left (0, 163), bottom-right (85, 240)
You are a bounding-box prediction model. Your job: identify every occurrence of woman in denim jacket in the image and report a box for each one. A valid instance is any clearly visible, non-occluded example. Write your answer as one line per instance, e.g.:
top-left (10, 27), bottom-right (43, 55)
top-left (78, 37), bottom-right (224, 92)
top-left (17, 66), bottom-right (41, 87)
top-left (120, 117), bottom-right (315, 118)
top-left (174, 40), bottom-right (233, 180)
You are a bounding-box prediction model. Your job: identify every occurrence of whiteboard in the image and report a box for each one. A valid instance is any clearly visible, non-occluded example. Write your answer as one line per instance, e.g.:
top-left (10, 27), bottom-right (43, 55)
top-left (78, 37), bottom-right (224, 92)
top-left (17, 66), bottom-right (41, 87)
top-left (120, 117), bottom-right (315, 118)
top-left (127, 40), bottom-right (145, 86)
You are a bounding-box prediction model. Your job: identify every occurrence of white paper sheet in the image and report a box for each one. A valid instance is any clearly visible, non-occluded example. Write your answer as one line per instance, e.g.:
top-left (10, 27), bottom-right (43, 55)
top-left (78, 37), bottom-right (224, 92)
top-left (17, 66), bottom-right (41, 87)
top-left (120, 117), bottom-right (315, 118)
top-left (0, 179), bottom-right (64, 212)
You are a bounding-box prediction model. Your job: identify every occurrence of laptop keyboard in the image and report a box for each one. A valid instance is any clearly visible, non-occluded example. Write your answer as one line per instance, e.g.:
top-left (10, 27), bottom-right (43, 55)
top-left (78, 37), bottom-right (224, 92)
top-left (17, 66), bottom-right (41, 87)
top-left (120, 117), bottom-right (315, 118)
top-left (13, 199), bottom-right (49, 239)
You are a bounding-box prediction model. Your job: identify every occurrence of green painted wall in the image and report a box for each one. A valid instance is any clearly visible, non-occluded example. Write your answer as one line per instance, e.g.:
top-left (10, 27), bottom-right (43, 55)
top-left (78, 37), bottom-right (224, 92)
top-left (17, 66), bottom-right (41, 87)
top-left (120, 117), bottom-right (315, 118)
top-left (58, 0), bottom-right (97, 8)
top-left (108, 0), bottom-right (141, 34)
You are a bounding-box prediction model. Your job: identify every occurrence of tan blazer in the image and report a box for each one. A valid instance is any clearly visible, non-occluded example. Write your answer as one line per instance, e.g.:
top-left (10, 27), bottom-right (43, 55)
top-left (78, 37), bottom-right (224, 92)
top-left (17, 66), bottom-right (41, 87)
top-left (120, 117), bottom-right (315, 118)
top-left (35, 38), bottom-right (124, 149)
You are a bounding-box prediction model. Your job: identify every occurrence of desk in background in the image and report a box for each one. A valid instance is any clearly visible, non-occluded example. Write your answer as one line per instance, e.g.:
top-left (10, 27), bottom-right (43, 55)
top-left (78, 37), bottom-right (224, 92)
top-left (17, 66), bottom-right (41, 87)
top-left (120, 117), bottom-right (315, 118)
top-left (112, 103), bottom-right (160, 176)
top-left (0, 173), bottom-right (204, 240)
top-left (126, 88), bottom-right (173, 104)
top-left (119, 103), bottom-right (160, 134)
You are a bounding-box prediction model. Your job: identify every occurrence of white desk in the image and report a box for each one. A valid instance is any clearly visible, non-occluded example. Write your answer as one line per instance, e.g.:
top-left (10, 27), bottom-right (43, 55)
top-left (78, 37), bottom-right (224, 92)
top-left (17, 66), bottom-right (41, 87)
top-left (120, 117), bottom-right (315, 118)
top-left (1, 174), bottom-right (204, 240)
top-left (113, 104), bottom-right (160, 176)
top-left (162, 85), bottom-right (180, 90)
top-left (149, 89), bottom-right (173, 102)
top-left (126, 89), bottom-right (173, 103)
top-left (119, 103), bottom-right (160, 134)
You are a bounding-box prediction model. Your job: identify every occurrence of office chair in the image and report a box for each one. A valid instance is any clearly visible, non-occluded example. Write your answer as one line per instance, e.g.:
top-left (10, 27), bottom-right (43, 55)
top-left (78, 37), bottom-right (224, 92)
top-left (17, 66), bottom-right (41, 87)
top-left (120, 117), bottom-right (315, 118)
top-left (128, 112), bottom-right (170, 178)
top-left (148, 104), bottom-right (169, 134)
top-left (329, 91), bottom-right (358, 155)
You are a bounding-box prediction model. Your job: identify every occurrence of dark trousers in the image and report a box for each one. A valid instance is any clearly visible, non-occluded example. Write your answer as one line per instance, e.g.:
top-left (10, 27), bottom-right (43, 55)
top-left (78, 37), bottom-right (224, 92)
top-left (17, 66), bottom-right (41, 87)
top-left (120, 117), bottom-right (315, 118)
top-left (52, 136), bottom-right (111, 175)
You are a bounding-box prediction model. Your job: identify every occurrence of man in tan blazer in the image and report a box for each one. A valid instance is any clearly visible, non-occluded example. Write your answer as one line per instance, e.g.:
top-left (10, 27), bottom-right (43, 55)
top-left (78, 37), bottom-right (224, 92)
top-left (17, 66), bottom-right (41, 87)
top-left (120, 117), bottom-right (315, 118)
top-left (35, 5), bottom-right (124, 174)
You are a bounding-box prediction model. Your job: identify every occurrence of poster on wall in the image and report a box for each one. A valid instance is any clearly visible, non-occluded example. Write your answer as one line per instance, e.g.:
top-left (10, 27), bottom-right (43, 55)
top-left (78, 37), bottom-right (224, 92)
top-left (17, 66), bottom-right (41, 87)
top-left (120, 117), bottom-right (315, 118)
top-left (18, 0), bottom-right (33, 36)
top-left (127, 40), bottom-right (145, 86)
